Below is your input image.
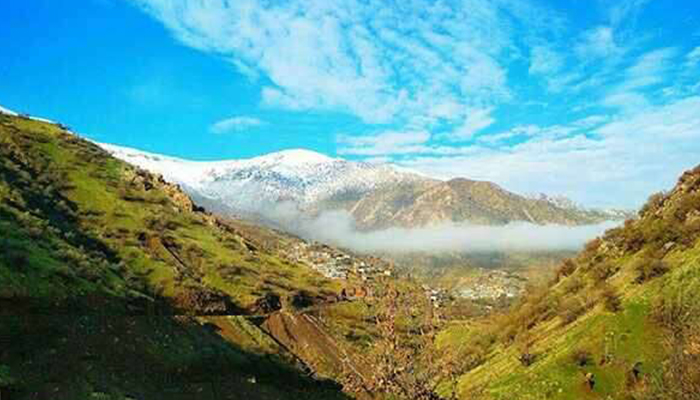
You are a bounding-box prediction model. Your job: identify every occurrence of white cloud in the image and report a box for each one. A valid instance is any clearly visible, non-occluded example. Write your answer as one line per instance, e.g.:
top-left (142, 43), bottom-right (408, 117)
top-left (398, 97), bottom-right (700, 208)
top-left (337, 130), bottom-right (484, 157)
top-left (130, 0), bottom-right (557, 125)
top-left (607, 0), bottom-right (651, 27)
top-left (443, 108), bottom-right (495, 141)
top-left (601, 92), bottom-right (650, 113)
top-left (337, 130), bottom-right (431, 156)
top-left (599, 48), bottom-right (678, 113)
top-left (129, 0), bottom-right (698, 210)
top-left (210, 116), bottom-right (264, 134)
top-left (529, 45), bottom-right (564, 75)
top-left (623, 47), bottom-right (678, 89)
top-left (575, 26), bottom-right (622, 60)
top-left (571, 115), bottom-right (610, 129)
top-left (685, 47), bottom-right (700, 69)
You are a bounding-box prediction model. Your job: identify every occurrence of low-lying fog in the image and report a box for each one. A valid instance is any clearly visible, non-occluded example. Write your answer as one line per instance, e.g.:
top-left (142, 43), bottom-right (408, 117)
top-left (265, 203), bottom-right (619, 254)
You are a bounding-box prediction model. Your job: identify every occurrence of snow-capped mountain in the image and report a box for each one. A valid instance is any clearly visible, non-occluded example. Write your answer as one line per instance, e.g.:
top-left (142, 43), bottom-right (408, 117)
top-left (100, 144), bottom-right (431, 216)
top-left (100, 144), bottom-right (629, 230)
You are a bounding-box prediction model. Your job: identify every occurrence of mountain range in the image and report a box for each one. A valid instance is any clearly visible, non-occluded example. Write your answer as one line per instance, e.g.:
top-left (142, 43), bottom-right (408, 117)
top-left (2, 107), bottom-right (700, 399)
top-left (100, 144), bottom-right (629, 231)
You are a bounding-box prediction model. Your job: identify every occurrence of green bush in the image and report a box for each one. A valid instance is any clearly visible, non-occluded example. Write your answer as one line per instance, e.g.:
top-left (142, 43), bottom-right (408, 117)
top-left (561, 275), bottom-right (584, 294)
top-left (570, 348), bottom-right (592, 367)
top-left (588, 261), bottom-right (620, 283)
top-left (599, 284), bottom-right (622, 312)
top-left (555, 259), bottom-right (577, 281)
top-left (633, 258), bottom-right (670, 284)
top-left (651, 263), bottom-right (700, 397)
top-left (652, 263), bottom-right (700, 332)
top-left (0, 364), bottom-right (15, 386)
top-left (558, 296), bottom-right (589, 325)
top-left (639, 191), bottom-right (666, 217)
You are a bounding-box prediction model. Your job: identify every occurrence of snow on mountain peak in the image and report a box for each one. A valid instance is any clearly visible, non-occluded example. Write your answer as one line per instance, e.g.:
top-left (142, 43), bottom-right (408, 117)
top-left (98, 143), bottom-right (430, 214)
top-left (258, 148), bottom-right (335, 165)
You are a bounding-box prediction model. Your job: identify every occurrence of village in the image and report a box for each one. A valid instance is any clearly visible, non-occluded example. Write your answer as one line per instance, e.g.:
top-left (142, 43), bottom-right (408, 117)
top-left (285, 241), bottom-right (530, 309)
top-left (453, 269), bottom-right (527, 301)
top-left (287, 241), bottom-right (394, 281)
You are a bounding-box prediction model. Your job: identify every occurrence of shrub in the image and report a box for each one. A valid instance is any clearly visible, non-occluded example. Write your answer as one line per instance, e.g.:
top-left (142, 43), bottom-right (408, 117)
top-left (556, 259), bottom-right (577, 281)
top-left (651, 266), bottom-right (700, 332)
top-left (0, 364), bottom-right (15, 386)
top-left (639, 192), bottom-right (666, 217)
top-left (4, 248), bottom-right (28, 270)
top-left (662, 329), bottom-right (700, 398)
top-left (570, 348), bottom-right (592, 367)
top-left (650, 262), bottom-right (700, 398)
top-left (617, 221), bottom-right (646, 253)
top-left (581, 238), bottom-right (604, 261)
top-left (289, 290), bottom-right (316, 309)
top-left (559, 296), bottom-right (588, 325)
top-left (589, 261), bottom-right (620, 283)
top-left (518, 351), bottom-right (537, 367)
top-left (634, 258), bottom-right (670, 284)
top-left (681, 218), bottom-right (700, 245)
top-left (600, 285), bottom-right (622, 312)
top-left (562, 275), bottom-right (585, 294)
top-left (673, 193), bottom-right (700, 221)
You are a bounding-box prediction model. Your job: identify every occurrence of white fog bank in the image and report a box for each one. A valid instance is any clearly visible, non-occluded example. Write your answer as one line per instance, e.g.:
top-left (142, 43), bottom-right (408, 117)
top-left (264, 205), bottom-right (619, 254)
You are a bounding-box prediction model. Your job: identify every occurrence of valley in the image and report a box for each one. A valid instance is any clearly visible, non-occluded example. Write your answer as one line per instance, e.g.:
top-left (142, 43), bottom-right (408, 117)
top-left (3, 0), bottom-right (699, 398)
top-left (2, 109), bottom-right (699, 400)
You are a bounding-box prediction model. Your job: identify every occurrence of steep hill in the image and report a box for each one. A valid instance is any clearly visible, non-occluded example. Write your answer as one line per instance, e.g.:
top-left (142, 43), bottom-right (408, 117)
top-left (0, 111), bottom-right (359, 399)
top-left (347, 178), bottom-right (617, 230)
top-left (437, 165), bottom-right (700, 399)
top-left (101, 144), bottom-right (623, 231)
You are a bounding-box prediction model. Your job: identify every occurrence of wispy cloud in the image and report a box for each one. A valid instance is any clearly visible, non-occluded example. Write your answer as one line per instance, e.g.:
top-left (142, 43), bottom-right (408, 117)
top-left (210, 116), bottom-right (264, 134)
top-left (129, 0), bottom-right (556, 126)
top-left (443, 108), bottom-right (495, 142)
top-left (607, 0), bottom-right (652, 27)
top-left (622, 47), bottom-right (678, 90)
top-left (685, 47), bottom-right (700, 69)
top-left (529, 46), bottom-right (564, 76)
top-left (399, 97), bottom-right (700, 208)
top-left (600, 48), bottom-right (679, 113)
top-left (130, 0), bottom-right (699, 208)
top-left (575, 26), bottom-right (622, 61)
top-left (337, 130), bottom-right (431, 156)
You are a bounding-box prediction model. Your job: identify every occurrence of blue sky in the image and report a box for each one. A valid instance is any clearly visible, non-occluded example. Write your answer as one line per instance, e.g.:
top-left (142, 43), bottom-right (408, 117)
top-left (1, 0), bottom-right (699, 208)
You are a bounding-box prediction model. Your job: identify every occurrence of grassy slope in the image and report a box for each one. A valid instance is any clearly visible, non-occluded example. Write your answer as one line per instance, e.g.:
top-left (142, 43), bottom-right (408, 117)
top-left (0, 113), bottom-right (348, 399)
top-left (0, 113), bottom-right (340, 311)
top-left (438, 168), bottom-right (700, 399)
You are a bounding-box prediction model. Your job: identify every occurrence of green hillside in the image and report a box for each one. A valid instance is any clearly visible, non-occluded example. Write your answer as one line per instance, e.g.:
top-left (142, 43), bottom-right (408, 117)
top-left (0, 113), bottom-right (349, 399)
top-left (437, 167), bottom-right (700, 399)
top-left (2, 110), bottom-right (699, 400)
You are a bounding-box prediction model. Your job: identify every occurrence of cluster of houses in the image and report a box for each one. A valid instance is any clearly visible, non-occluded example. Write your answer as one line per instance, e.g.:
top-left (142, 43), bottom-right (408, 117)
top-left (455, 270), bottom-right (527, 300)
top-left (287, 242), bottom-right (393, 282)
top-left (286, 242), bottom-right (529, 308)
top-left (422, 285), bottom-right (451, 308)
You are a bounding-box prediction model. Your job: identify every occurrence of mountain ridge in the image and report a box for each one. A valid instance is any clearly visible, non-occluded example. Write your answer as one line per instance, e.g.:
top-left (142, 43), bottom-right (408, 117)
top-left (100, 143), bottom-right (629, 231)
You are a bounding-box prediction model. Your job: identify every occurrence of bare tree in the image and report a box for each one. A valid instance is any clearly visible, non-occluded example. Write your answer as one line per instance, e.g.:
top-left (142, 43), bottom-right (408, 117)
top-left (341, 278), bottom-right (469, 399)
